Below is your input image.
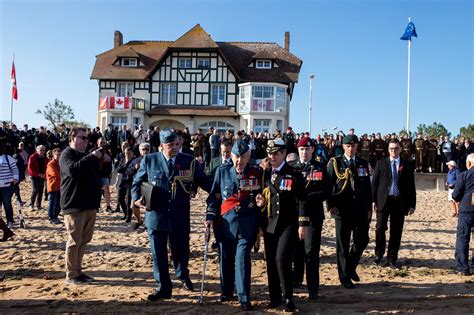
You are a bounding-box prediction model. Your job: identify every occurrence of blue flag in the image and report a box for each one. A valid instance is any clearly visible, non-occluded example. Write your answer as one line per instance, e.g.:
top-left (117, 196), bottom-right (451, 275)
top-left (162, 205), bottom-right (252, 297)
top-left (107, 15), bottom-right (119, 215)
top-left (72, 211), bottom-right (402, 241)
top-left (400, 21), bottom-right (418, 40)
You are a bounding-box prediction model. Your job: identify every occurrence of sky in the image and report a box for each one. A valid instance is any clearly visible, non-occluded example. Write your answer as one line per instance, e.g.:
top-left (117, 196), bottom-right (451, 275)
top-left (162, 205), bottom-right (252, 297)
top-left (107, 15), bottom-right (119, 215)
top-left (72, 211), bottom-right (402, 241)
top-left (0, 0), bottom-right (472, 136)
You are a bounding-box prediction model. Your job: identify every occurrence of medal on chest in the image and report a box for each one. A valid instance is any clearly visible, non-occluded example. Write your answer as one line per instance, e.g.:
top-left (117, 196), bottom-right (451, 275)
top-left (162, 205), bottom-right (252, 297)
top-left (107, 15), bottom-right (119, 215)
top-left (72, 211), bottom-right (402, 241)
top-left (279, 175), bottom-right (293, 191)
top-left (356, 167), bottom-right (368, 177)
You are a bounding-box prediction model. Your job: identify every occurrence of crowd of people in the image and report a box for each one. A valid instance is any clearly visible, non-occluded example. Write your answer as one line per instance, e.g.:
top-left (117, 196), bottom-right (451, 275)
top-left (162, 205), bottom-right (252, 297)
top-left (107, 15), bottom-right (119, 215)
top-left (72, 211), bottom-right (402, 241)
top-left (0, 121), bottom-right (473, 312)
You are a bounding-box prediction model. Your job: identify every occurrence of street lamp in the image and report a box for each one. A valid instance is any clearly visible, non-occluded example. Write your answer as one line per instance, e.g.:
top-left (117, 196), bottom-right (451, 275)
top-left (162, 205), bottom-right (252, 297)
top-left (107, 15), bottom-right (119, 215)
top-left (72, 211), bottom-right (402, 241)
top-left (308, 74), bottom-right (315, 136)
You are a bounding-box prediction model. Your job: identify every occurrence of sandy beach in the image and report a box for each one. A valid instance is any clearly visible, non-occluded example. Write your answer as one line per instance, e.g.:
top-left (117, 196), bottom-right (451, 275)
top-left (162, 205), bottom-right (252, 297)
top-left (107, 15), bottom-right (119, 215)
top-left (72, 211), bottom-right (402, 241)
top-left (1, 183), bottom-right (473, 314)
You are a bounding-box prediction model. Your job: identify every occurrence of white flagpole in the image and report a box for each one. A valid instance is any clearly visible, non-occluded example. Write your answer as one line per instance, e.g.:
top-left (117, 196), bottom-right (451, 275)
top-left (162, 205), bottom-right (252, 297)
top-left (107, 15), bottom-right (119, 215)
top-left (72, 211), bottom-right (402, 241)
top-left (10, 54), bottom-right (15, 125)
top-left (309, 74), bottom-right (315, 135)
top-left (405, 17), bottom-right (412, 135)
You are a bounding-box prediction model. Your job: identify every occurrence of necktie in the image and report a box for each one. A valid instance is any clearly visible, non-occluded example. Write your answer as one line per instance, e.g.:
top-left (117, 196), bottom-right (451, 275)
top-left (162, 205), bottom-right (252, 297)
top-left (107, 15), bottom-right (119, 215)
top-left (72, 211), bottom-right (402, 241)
top-left (349, 159), bottom-right (355, 172)
top-left (392, 160), bottom-right (399, 196)
top-left (168, 159), bottom-right (174, 179)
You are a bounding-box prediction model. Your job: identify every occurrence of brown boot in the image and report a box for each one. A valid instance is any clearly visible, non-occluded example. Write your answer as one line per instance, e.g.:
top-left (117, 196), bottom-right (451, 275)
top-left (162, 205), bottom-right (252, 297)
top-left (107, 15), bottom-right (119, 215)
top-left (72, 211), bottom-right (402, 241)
top-left (0, 218), bottom-right (15, 242)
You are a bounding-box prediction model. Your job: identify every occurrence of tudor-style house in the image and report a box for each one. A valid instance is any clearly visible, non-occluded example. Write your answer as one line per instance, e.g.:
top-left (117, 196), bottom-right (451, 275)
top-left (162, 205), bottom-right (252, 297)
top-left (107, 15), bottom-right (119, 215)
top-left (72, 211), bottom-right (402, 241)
top-left (91, 24), bottom-right (302, 133)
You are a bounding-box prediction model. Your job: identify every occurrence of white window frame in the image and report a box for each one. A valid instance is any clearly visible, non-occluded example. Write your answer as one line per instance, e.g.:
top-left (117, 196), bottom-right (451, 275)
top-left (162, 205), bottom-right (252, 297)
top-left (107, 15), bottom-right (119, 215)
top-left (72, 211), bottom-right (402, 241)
top-left (179, 58), bottom-right (192, 69)
top-left (197, 58), bottom-right (210, 69)
top-left (256, 60), bottom-right (272, 69)
top-left (111, 116), bottom-right (127, 129)
top-left (121, 58), bottom-right (137, 67)
top-left (254, 119), bottom-right (271, 133)
top-left (211, 84), bottom-right (226, 106)
top-left (117, 82), bottom-right (134, 97)
top-left (160, 83), bottom-right (177, 105)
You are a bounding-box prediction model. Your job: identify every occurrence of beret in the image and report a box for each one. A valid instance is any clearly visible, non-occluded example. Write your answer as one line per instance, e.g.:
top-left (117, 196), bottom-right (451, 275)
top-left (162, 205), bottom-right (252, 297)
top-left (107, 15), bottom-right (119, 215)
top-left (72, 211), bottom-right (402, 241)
top-left (343, 134), bottom-right (359, 145)
top-left (231, 139), bottom-right (249, 156)
top-left (160, 130), bottom-right (178, 144)
top-left (297, 137), bottom-right (314, 148)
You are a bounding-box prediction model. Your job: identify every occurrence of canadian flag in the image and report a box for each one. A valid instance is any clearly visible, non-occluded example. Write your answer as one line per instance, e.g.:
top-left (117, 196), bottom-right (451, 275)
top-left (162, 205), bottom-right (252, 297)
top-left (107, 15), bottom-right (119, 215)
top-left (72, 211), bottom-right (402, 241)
top-left (109, 96), bottom-right (129, 109)
top-left (11, 61), bottom-right (18, 100)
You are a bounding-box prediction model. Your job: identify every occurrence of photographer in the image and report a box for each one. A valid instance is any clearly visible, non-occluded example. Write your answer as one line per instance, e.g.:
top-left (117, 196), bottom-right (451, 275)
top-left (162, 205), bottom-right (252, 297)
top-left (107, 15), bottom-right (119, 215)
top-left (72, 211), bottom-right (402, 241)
top-left (60, 127), bottom-right (102, 285)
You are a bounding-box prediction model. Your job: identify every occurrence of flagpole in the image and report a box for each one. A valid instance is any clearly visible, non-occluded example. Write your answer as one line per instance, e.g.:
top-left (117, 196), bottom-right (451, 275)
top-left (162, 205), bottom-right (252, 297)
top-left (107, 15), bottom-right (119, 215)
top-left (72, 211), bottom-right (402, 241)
top-left (10, 54), bottom-right (15, 125)
top-left (405, 18), bottom-right (412, 135)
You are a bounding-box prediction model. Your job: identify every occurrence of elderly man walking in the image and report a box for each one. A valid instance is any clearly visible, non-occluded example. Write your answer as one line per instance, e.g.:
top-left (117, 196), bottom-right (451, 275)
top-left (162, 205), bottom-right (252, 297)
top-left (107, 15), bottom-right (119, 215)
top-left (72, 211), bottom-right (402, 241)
top-left (452, 153), bottom-right (474, 275)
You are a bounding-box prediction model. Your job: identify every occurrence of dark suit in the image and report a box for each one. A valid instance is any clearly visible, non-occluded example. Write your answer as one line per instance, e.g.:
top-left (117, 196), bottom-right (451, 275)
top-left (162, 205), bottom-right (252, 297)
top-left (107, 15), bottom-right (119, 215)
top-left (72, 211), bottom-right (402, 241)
top-left (371, 157), bottom-right (416, 262)
top-left (131, 152), bottom-right (211, 295)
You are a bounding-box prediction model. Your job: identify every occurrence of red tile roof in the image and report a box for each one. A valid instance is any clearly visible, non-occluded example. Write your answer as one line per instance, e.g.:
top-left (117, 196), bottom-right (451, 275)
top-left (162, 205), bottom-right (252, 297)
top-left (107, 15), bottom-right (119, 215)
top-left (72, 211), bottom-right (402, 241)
top-left (146, 106), bottom-right (239, 117)
top-left (91, 24), bottom-right (302, 84)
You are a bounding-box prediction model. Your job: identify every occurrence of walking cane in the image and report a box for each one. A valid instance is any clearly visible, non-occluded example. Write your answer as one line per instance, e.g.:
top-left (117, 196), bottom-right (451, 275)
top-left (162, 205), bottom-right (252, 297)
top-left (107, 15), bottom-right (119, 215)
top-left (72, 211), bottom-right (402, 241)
top-left (198, 225), bottom-right (211, 305)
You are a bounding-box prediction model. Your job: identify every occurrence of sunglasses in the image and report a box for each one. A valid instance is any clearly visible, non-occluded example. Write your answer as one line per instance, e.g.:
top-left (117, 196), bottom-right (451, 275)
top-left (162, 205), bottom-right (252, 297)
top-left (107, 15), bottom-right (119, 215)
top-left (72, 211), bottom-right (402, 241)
top-left (141, 148), bottom-right (150, 151)
top-left (76, 136), bottom-right (88, 141)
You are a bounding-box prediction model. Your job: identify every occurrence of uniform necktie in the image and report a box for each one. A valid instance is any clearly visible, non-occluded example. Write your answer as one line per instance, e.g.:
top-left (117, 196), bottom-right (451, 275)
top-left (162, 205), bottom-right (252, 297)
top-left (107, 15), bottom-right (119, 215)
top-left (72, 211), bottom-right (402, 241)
top-left (349, 159), bottom-right (355, 172)
top-left (168, 159), bottom-right (174, 179)
top-left (392, 160), bottom-right (399, 196)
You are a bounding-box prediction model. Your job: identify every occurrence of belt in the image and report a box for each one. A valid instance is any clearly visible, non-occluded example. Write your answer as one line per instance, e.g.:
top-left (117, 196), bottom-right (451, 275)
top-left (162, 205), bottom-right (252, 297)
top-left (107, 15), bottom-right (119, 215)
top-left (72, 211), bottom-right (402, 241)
top-left (416, 148), bottom-right (423, 150)
top-left (403, 149), bottom-right (411, 151)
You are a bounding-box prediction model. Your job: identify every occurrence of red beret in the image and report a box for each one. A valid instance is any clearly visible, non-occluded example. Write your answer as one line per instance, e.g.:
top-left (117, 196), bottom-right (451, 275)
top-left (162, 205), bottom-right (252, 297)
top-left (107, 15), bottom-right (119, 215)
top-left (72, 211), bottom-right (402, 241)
top-left (297, 136), bottom-right (314, 148)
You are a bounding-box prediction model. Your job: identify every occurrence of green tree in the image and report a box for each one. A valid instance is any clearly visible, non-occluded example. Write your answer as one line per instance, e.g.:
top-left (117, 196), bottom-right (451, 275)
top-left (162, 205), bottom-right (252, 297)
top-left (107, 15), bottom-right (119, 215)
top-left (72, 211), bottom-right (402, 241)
top-left (63, 120), bottom-right (90, 129)
top-left (35, 98), bottom-right (75, 128)
top-left (416, 122), bottom-right (450, 138)
top-left (459, 124), bottom-right (474, 139)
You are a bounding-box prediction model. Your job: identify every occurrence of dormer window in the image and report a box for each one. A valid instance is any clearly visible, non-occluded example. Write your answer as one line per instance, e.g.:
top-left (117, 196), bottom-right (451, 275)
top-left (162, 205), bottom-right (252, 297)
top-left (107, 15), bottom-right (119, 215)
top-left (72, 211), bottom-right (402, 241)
top-left (121, 58), bottom-right (137, 67)
top-left (256, 60), bottom-right (272, 69)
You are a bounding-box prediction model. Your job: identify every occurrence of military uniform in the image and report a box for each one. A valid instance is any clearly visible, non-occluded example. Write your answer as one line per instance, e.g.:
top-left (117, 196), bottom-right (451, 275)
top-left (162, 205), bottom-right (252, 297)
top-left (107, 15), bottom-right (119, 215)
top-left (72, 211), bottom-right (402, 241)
top-left (358, 136), bottom-right (371, 161)
top-left (261, 139), bottom-right (309, 311)
top-left (371, 137), bottom-right (386, 167)
top-left (327, 135), bottom-right (372, 288)
top-left (131, 131), bottom-right (211, 299)
top-left (414, 136), bottom-right (426, 172)
top-left (292, 137), bottom-right (331, 299)
top-left (400, 137), bottom-right (413, 162)
top-left (425, 137), bottom-right (438, 173)
top-left (206, 140), bottom-right (261, 310)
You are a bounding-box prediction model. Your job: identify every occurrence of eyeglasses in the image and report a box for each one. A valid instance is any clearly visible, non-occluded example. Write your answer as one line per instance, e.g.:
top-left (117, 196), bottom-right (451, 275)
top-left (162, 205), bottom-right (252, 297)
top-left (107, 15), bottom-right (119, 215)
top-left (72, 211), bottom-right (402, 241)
top-left (388, 147), bottom-right (399, 151)
top-left (76, 136), bottom-right (87, 141)
top-left (141, 148), bottom-right (150, 151)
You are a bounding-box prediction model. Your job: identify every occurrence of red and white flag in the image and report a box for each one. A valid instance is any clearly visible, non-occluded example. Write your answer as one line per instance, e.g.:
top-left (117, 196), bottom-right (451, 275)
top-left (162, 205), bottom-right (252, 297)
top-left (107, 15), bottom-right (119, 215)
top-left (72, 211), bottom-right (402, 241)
top-left (11, 61), bottom-right (18, 100)
top-left (99, 97), bottom-right (108, 110)
top-left (109, 96), bottom-right (129, 109)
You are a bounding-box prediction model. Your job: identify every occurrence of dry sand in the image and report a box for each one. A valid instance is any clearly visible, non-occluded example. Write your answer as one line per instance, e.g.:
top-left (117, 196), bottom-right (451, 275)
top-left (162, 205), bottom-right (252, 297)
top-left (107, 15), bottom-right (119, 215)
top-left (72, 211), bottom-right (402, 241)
top-left (1, 182), bottom-right (473, 314)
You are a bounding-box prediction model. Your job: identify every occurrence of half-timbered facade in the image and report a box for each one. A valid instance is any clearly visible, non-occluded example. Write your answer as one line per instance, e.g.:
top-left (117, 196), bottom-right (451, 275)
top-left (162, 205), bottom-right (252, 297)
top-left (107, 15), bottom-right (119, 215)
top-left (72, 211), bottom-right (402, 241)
top-left (91, 24), bottom-right (302, 133)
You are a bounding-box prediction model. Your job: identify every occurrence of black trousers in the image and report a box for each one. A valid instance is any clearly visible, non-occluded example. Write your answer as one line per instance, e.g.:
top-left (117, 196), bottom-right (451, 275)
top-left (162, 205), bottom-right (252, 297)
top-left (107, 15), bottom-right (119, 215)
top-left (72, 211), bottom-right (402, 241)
top-left (293, 219), bottom-right (323, 295)
top-left (117, 184), bottom-right (131, 216)
top-left (264, 224), bottom-right (297, 302)
top-left (375, 196), bottom-right (405, 262)
top-left (334, 216), bottom-right (369, 283)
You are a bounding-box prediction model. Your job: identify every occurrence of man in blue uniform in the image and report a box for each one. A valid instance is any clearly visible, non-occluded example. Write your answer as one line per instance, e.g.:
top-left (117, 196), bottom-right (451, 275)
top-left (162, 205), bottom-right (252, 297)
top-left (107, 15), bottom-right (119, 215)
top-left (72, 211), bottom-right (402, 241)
top-left (132, 130), bottom-right (211, 301)
top-left (206, 139), bottom-right (261, 311)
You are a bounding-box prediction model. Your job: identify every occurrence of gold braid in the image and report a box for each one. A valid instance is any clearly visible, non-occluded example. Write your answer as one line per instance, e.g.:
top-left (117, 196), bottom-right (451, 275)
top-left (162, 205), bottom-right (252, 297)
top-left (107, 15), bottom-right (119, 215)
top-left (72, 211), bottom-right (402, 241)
top-left (330, 157), bottom-right (352, 196)
top-left (171, 159), bottom-right (196, 199)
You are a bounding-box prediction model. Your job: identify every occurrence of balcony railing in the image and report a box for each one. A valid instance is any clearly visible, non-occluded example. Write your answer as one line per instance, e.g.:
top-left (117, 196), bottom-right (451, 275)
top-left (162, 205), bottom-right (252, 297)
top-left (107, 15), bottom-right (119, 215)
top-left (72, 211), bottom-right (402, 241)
top-left (98, 96), bottom-right (146, 111)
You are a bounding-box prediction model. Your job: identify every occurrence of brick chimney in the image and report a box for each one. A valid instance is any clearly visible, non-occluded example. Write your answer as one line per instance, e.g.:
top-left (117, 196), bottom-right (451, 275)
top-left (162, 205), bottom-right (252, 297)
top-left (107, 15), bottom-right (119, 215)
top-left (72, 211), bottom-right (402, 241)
top-left (284, 32), bottom-right (290, 51)
top-left (114, 31), bottom-right (123, 48)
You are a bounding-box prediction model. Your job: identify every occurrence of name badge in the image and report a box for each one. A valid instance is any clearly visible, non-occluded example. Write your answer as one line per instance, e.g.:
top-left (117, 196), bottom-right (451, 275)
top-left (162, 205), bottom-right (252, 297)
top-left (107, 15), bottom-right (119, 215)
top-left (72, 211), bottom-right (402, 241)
top-left (279, 176), bottom-right (293, 191)
top-left (357, 167), bottom-right (368, 177)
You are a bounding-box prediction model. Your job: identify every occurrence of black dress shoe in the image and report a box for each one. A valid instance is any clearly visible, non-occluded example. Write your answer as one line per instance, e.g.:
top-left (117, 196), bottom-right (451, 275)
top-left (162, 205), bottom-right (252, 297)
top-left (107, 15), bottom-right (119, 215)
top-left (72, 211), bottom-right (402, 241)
top-left (388, 260), bottom-right (398, 269)
top-left (373, 256), bottom-right (383, 265)
top-left (268, 299), bottom-right (282, 308)
top-left (217, 295), bottom-right (233, 303)
top-left (181, 278), bottom-right (194, 291)
top-left (350, 271), bottom-right (360, 282)
top-left (240, 302), bottom-right (252, 311)
top-left (284, 298), bottom-right (296, 312)
top-left (147, 291), bottom-right (171, 301)
top-left (341, 280), bottom-right (355, 289)
top-left (308, 292), bottom-right (319, 300)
